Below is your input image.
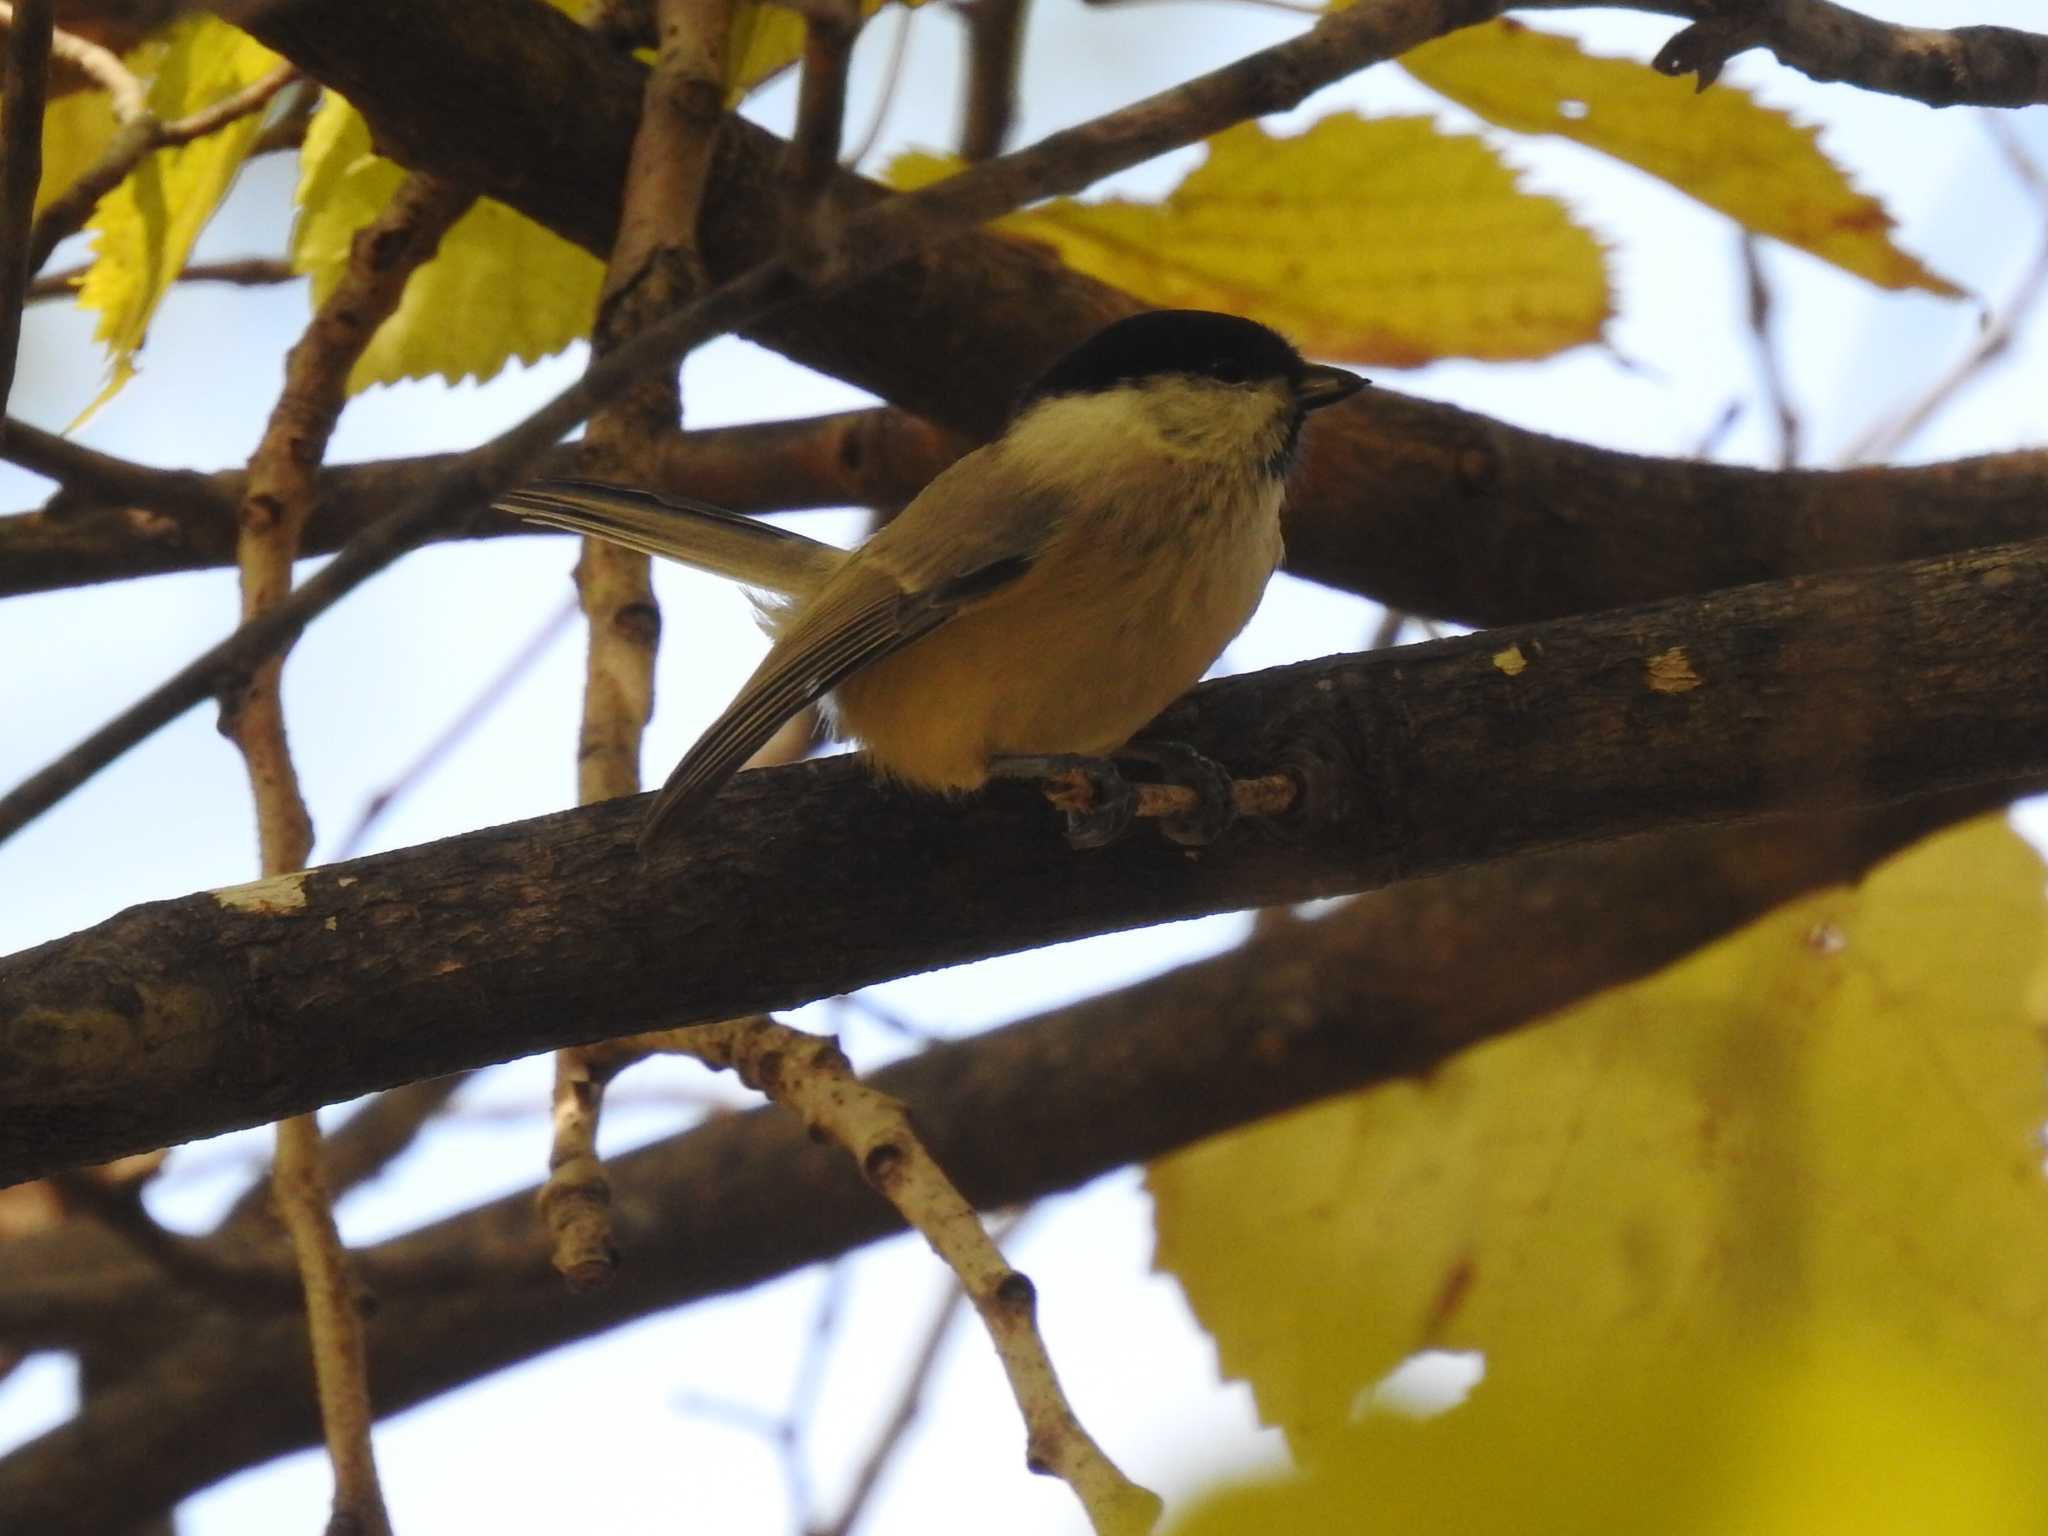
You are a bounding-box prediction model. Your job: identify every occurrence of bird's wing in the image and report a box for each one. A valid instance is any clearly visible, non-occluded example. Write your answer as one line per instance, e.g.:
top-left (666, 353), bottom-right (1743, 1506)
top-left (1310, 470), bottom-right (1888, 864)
top-left (640, 551), bottom-right (1033, 845)
top-left (499, 478), bottom-right (844, 599)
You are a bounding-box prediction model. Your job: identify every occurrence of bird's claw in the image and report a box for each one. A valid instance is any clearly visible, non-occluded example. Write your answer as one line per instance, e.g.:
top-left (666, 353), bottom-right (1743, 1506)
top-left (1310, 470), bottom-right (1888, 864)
top-left (988, 754), bottom-right (1139, 848)
top-left (1117, 740), bottom-right (1237, 846)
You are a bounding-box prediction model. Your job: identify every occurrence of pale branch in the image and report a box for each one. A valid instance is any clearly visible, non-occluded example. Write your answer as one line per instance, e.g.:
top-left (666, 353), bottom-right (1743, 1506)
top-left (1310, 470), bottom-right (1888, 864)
top-left (227, 162), bottom-right (465, 1536)
top-left (541, 0), bottom-right (730, 1291)
top-left (680, 1018), bottom-right (1160, 1532)
top-left (7, 532), bottom-right (2048, 1183)
top-left (0, 0), bottom-right (53, 423)
top-left (5, 0), bottom-right (140, 115)
top-left (0, 779), bottom-right (2017, 1531)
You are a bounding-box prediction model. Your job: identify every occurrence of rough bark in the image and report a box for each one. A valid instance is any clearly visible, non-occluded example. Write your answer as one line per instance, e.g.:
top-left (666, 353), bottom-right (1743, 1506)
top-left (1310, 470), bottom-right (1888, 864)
top-left (7, 533), bottom-right (2047, 1183)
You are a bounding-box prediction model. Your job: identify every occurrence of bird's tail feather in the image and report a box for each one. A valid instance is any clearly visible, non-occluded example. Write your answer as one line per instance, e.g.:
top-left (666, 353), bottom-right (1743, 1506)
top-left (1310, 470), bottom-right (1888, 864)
top-left (499, 478), bottom-right (844, 600)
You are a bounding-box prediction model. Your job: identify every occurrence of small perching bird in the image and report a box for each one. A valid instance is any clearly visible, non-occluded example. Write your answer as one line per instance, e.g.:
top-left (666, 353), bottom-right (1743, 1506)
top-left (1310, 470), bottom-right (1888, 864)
top-left (502, 310), bottom-right (1365, 848)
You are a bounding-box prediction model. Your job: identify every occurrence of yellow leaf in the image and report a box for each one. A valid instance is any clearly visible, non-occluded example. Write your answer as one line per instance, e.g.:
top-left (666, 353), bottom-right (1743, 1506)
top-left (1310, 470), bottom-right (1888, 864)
top-left (1402, 19), bottom-right (1960, 296)
top-left (890, 113), bottom-right (1610, 367)
top-left (33, 89), bottom-right (117, 221)
top-left (1150, 815), bottom-right (2048, 1492)
top-left (1168, 1321), bottom-right (2048, 1534)
top-left (290, 95), bottom-right (603, 395)
top-left (75, 17), bottom-right (280, 414)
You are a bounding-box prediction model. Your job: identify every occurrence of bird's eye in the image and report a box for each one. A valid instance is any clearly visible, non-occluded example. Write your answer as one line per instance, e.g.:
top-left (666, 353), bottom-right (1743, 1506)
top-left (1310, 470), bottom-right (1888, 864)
top-left (1206, 357), bottom-right (1249, 383)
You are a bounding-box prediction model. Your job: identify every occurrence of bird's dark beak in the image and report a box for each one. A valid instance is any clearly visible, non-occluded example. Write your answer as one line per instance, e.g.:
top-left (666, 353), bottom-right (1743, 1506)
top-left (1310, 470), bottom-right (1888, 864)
top-left (1294, 363), bottom-right (1367, 412)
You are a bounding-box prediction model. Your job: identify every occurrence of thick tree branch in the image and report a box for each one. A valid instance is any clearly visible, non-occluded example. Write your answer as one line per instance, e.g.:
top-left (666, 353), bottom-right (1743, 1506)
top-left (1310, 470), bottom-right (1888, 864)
top-left (7, 532), bottom-right (2048, 1184)
top-left (0, 0), bottom-right (1507, 847)
top-left (7, 413), bottom-right (2048, 633)
top-left (1, 0), bottom-right (2030, 631)
top-left (0, 778), bottom-right (2015, 1530)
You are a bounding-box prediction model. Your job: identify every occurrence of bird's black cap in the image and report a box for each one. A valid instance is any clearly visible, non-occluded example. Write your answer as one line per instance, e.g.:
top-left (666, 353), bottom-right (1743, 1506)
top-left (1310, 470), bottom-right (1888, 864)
top-left (1021, 309), bottom-right (1314, 405)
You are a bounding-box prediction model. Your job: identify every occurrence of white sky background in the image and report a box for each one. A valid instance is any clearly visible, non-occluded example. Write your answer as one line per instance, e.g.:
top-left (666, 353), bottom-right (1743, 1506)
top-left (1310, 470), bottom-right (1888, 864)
top-left (4, 1), bottom-right (2048, 1531)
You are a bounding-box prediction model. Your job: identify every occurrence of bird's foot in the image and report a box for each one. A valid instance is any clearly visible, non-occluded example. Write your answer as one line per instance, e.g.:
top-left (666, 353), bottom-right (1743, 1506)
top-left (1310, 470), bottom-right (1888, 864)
top-left (987, 754), bottom-right (1138, 849)
top-left (1115, 740), bottom-right (1238, 847)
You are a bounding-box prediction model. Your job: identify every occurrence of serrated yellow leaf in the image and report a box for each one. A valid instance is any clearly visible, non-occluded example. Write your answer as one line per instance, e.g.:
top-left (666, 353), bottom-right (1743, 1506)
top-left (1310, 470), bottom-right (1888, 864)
top-left (1150, 816), bottom-right (2048, 1489)
top-left (1402, 19), bottom-right (1960, 296)
top-left (33, 89), bottom-right (117, 221)
top-left (290, 96), bottom-right (603, 395)
top-left (890, 114), bottom-right (1610, 366)
top-left (74, 17), bottom-right (279, 417)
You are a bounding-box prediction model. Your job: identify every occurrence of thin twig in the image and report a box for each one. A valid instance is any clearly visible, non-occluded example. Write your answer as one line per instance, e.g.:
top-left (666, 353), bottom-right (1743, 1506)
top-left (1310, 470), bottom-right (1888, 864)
top-left (1843, 116), bottom-right (2048, 464)
top-left (845, 2), bottom-right (916, 169)
top-left (813, 1208), bottom-right (1034, 1536)
top-left (955, 0), bottom-right (1026, 161)
top-left (1739, 233), bottom-right (1800, 468)
top-left (0, 0), bottom-right (1476, 846)
top-left (27, 252), bottom-right (297, 302)
top-left (0, 2), bottom-right (144, 119)
top-left (25, 54), bottom-right (297, 275)
top-left (539, 0), bottom-right (733, 1290)
top-left (333, 597), bottom-right (578, 860)
top-left (271, 1119), bottom-right (390, 1536)
top-left (0, 410), bottom-right (238, 517)
top-left (229, 168), bottom-right (467, 1536)
top-left (162, 62), bottom-right (299, 146)
top-left (0, 0), bottom-right (53, 423)
top-left (679, 1018), bottom-right (1161, 1535)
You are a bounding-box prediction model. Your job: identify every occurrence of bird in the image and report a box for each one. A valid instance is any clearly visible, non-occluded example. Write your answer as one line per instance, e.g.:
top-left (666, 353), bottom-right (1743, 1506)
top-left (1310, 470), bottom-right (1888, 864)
top-left (500, 309), bottom-right (1365, 848)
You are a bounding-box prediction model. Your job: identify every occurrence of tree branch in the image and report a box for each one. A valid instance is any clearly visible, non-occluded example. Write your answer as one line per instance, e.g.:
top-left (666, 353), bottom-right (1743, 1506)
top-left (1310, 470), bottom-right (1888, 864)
top-left (0, 0), bottom-right (54, 421)
top-left (0, 409), bottom-right (961, 597)
top-left (0, 777), bottom-right (2016, 1530)
top-left (539, 0), bottom-right (730, 1291)
top-left (1636, 0), bottom-right (2048, 104)
top-left (7, 531), bottom-right (2048, 1183)
top-left (0, 0), bottom-right (2026, 631)
top-left (0, 0), bottom-right (1517, 848)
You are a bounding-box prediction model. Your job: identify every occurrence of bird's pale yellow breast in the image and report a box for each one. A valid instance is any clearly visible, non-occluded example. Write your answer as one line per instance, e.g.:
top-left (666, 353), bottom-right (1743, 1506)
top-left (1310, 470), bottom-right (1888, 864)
top-left (831, 380), bottom-right (1291, 790)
